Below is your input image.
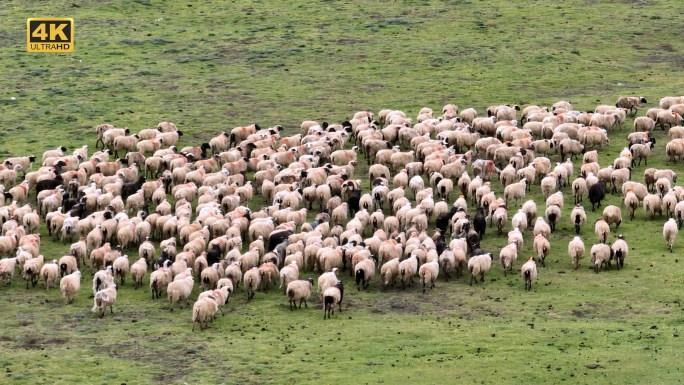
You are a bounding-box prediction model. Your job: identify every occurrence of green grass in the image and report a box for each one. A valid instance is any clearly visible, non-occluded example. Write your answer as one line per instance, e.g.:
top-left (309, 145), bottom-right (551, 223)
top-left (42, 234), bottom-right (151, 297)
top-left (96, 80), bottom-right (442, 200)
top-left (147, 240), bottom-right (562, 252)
top-left (2, 0), bottom-right (684, 384)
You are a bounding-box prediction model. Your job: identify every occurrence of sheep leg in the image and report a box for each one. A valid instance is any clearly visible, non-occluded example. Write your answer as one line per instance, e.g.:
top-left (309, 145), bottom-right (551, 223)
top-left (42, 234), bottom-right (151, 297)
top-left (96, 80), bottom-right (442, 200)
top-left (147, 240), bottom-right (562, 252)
top-left (302, 299), bottom-right (307, 309)
top-left (480, 273), bottom-right (485, 283)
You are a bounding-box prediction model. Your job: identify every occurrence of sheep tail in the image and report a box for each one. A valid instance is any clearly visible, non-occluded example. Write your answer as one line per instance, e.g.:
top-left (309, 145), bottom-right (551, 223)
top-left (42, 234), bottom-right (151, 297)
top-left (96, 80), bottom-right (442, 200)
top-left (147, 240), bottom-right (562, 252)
top-left (287, 288), bottom-right (294, 299)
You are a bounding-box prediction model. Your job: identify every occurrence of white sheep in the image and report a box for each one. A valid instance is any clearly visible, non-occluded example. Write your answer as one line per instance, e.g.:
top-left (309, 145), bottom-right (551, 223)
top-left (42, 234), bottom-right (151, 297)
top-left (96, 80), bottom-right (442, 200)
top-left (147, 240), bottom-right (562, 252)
top-left (279, 261), bottom-right (300, 294)
top-left (40, 259), bottom-right (59, 291)
top-left (92, 285), bottom-right (117, 318)
top-left (568, 236), bottom-right (585, 270)
top-left (520, 257), bottom-right (537, 291)
top-left (130, 258), bottom-right (147, 290)
top-left (611, 235), bottom-right (628, 270)
top-left (354, 258), bottom-right (375, 291)
top-left (244, 266), bottom-right (261, 301)
top-left (323, 281), bottom-right (344, 319)
top-left (112, 255), bottom-right (129, 286)
top-left (59, 270), bottom-right (81, 304)
top-left (0, 257), bottom-right (18, 285)
top-left (286, 278), bottom-right (314, 310)
top-left (590, 244), bottom-right (614, 273)
top-left (380, 258), bottom-right (399, 290)
top-left (664, 218), bottom-right (678, 253)
top-left (191, 296), bottom-right (219, 331)
top-left (167, 276), bottom-right (194, 311)
top-left (499, 243), bottom-right (518, 276)
top-left (468, 253), bottom-right (493, 286)
top-left (23, 254), bottom-right (44, 289)
top-left (602, 205), bottom-right (622, 229)
top-left (418, 259), bottom-right (439, 293)
top-left (534, 217), bottom-right (550, 239)
top-left (533, 234), bottom-right (551, 267)
top-left (398, 255), bottom-right (419, 290)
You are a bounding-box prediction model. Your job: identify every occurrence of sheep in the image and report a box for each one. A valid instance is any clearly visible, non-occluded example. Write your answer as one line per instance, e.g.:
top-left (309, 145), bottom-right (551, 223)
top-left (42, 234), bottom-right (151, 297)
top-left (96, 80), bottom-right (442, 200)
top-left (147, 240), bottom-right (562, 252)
top-left (286, 278), bottom-right (314, 310)
top-left (566, 236), bottom-right (585, 270)
top-left (664, 218), bottom-right (678, 253)
top-left (611, 235), bottom-right (628, 270)
top-left (655, 177), bottom-right (672, 198)
top-left (503, 178), bottom-right (527, 207)
top-left (594, 219), bottom-right (609, 244)
top-left (111, 255), bottom-right (129, 286)
top-left (323, 281), bottom-right (344, 319)
top-left (93, 266), bottom-right (114, 294)
top-left (129, 258), bottom-right (147, 290)
top-left (540, 174), bottom-right (557, 199)
top-left (418, 259), bottom-right (439, 293)
top-left (533, 217), bottom-right (550, 239)
top-left (629, 141), bottom-right (653, 166)
top-left (59, 270), bottom-right (81, 304)
top-left (244, 266), bottom-right (261, 300)
top-left (354, 258), bottom-right (376, 291)
top-left (545, 204), bottom-right (561, 233)
top-left (58, 255), bottom-right (78, 277)
top-left (616, 96), bottom-right (647, 114)
top-left (643, 193), bottom-right (663, 219)
top-left (590, 244), bottom-right (614, 273)
top-left (23, 255), bottom-right (45, 289)
top-left (40, 259), bottom-right (59, 291)
top-left (191, 296), bottom-right (219, 331)
top-left (520, 257), bottom-right (537, 291)
top-left (499, 243), bottom-right (518, 276)
top-left (198, 262), bottom-right (219, 291)
top-left (0, 257), bottom-right (18, 285)
top-left (279, 261), bottom-right (300, 294)
top-left (656, 110), bottom-right (684, 130)
top-left (556, 139), bottom-right (583, 161)
top-left (92, 285), bottom-right (118, 318)
top-left (468, 253), bottom-right (493, 286)
top-left (398, 255), bottom-right (419, 290)
top-left (634, 117), bottom-right (656, 132)
top-left (167, 276), bottom-right (194, 311)
top-left (588, 180), bottom-right (606, 211)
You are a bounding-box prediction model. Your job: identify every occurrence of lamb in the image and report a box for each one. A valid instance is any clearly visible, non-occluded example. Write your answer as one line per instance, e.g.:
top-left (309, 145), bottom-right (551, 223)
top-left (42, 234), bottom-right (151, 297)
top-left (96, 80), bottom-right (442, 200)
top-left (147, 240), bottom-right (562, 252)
top-left (92, 285), bottom-right (117, 318)
top-left (93, 266), bottom-right (114, 294)
top-left (354, 258), bottom-right (376, 291)
top-left (499, 243), bottom-right (518, 276)
top-left (59, 270), bottom-right (81, 304)
top-left (40, 259), bottom-right (59, 291)
top-left (130, 258), bottom-right (147, 289)
top-left (167, 276), bottom-right (194, 311)
top-left (611, 235), bottom-right (628, 270)
top-left (323, 281), bottom-right (344, 319)
top-left (664, 218), bottom-right (678, 253)
top-left (590, 244), bottom-right (614, 273)
top-left (521, 257), bottom-right (537, 291)
top-left (418, 259), bottom-right (439, 293)
top-left (468, 253), bottom-right (493, 286)
top-left (286, 278), bottom-right (314, 310)
top-left (244, 266), bottom-right (261, 300)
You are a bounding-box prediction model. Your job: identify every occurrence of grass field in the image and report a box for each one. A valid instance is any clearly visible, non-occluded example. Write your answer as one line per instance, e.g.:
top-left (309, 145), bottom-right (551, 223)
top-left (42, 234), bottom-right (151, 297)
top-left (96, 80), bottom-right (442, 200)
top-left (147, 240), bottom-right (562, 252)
top-left (2, 0), bottom-right (684, 384)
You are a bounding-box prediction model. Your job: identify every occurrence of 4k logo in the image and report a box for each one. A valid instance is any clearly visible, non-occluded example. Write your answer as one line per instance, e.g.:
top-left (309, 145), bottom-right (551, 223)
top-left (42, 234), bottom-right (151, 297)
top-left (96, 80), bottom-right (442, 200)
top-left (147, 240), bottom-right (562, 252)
top-left (27, 18), bottom-right (74, 53)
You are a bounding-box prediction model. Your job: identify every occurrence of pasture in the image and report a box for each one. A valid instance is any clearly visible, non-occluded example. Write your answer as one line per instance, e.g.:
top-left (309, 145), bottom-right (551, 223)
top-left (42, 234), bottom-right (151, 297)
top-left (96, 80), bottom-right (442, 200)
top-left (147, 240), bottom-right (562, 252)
top-left (2, 0), bottom-right (684, 384)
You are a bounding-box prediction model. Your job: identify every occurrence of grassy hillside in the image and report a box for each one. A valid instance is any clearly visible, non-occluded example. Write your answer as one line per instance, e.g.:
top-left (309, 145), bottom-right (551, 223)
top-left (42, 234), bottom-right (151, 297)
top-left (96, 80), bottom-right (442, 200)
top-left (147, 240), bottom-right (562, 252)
top-left (2, 0), bottom-right (684, 384)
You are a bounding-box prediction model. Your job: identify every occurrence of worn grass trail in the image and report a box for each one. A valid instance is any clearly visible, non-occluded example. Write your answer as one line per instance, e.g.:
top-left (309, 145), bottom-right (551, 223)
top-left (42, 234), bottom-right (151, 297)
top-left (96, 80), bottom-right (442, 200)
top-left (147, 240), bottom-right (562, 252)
top-left (2, 0), bottom-right (684, 384)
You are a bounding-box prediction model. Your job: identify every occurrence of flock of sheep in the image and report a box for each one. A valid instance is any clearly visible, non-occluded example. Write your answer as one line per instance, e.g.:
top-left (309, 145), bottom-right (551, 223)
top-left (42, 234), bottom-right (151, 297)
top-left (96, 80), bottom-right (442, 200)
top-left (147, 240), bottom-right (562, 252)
top-left (0, 94), bottom-right (683, 328)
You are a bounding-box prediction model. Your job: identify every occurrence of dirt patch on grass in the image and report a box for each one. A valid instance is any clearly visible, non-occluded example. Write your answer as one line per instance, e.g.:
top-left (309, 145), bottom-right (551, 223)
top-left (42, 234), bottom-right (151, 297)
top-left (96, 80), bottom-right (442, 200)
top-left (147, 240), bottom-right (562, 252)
top-left (18, 337), bottom-right (68, 350)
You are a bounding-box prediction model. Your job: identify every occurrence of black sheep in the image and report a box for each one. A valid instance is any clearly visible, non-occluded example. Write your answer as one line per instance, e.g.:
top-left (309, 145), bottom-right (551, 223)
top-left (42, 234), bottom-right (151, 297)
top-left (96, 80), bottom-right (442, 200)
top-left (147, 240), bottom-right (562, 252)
top-left (206, 244), bottom-right (222, 266)
top-left (35, 175), bottom-right (64, 196)
top-left (435, 236), bottom-right (447, 256)
top-left (466, 229), bottom-right (481, 252)
top-left (436, 205), bottom-right (458, 233)
top-left (67, 202), bottom-right (86, 219)
top-left (347, 189), bottom-right (361, 216)
top-left (473, 207), bottom-right (487, 240)
top-left (588, 180), bottom-right (607, 212)
top-left (268, 229), bottom-right (293, 252)
top-left (153, 249), bottom-right (172, 271)
top-left (121, 176), bottom-right (147, 201)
